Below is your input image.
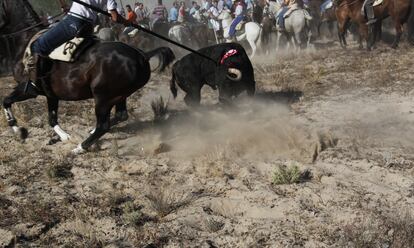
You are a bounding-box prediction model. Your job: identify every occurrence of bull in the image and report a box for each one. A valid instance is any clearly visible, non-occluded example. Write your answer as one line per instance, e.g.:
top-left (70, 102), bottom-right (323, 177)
top-left (170, 43), bottom-right (256, 106)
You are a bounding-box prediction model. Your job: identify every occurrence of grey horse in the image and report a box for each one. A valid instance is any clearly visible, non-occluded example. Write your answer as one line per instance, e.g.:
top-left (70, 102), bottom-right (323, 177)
top-left (277, 9), bottom-right (313, 50)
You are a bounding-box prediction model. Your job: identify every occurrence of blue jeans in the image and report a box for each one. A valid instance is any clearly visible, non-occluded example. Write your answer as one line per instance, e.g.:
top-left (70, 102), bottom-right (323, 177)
top-left (277, 7), bottom-right (288, 29)
top-left (32, 15), bottom-right (92, 56)
top-left (229, 15), bottom-right (244, 37)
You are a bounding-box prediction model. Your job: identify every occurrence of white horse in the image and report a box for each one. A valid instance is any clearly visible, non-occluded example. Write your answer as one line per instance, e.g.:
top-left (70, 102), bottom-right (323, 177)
top-left (277, 7), bottom-right (313, 50)
top-left (218, 9), bottom-right (261, 58)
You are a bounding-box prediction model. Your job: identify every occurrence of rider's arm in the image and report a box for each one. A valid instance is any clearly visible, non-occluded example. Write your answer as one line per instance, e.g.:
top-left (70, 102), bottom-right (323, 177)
top-left (107, 0), bottom-right (127, 25)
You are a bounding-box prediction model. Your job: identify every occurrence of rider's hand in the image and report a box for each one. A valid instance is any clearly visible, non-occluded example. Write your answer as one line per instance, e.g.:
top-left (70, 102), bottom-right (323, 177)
top-left (61, 6), bottom-right (70, 13)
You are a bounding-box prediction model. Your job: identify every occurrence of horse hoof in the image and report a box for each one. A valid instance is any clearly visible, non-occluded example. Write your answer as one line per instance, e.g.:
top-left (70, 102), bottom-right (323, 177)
top-left (48, 136), bottom-right (62, 145)
top-left (13, 126), bottom-right (28, 140)
top-left (72, 144), bottom-right (87, 155)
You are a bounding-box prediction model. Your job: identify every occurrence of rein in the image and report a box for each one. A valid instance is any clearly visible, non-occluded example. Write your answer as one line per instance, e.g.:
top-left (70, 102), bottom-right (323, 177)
top-left (0, 12), bottom-right (65, 38)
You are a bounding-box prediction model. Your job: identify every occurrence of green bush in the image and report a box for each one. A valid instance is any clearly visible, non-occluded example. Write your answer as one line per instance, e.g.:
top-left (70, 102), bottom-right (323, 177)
top-left (272, 164), bottom-right (302, 185)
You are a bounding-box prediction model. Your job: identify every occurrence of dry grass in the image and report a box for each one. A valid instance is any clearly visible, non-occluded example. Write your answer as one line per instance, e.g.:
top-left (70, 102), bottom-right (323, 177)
top-left (203, 217), bottom-right (224, 233)
top-left (338, 210), bottom-right (414, 248)
top-left (146, 188), bottom-right (193, 218)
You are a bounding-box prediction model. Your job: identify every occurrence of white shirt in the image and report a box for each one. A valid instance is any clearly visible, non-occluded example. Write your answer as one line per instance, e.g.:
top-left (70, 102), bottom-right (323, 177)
top-left (209, 6), bottom-right (219, 17)
top-left (235, 5), bottom-right (243, 16)
top-left (70, 0), bottom-right (117, 22)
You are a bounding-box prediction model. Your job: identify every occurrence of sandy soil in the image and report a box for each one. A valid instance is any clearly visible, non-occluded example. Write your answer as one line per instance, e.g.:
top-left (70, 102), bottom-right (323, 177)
top-left (1, 40), bottom-right (414, 247)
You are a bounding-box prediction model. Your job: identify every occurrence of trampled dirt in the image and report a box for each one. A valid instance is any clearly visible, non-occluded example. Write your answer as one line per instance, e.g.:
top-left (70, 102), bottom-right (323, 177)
top-left (1, 41), bottom-right (414, 247)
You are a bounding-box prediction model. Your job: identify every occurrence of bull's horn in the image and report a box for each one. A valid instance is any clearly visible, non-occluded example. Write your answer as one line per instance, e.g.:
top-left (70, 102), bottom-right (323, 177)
top-left (227, 68), bottom-right (242, 81)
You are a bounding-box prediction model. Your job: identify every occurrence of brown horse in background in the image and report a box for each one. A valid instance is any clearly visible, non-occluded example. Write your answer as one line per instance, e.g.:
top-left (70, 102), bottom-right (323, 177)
top-left (336, 0), bottom-right (411, 49)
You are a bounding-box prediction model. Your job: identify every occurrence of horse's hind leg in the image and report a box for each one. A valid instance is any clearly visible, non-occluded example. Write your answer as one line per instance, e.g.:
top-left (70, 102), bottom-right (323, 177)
top-left (73, 100), bottom-right (112, 154)
top-left (2, 82), bottom-right (37, 140)
top-left (391, 22), bottom-right (403, 49)
top-left (111, 99), bottom-right (128, 126)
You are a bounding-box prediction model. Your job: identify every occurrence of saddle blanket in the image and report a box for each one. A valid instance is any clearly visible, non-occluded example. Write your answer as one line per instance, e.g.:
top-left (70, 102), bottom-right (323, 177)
top-left (24, 30), bottom-right (84, 64)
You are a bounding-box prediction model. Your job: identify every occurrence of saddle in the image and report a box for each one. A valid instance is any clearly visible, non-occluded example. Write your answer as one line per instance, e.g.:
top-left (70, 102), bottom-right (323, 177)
top-left (24, 29), bottom-right (96, 65)
top-left (235, 21), bottom-right (246, 31)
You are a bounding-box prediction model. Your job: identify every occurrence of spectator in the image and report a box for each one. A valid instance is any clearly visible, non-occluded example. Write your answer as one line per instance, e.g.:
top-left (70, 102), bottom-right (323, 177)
top-left (126, 5), bottom-right (137, 24)
top-left (169, 2), bottom-right (179, 22)
top-left (177, 1), bottom-right (186, 23)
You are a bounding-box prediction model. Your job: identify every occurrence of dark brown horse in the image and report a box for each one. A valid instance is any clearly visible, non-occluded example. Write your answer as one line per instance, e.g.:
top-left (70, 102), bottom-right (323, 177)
top-left (335, 0), bottom-right (411, 49)
top-left (1, 0), bottom-right (175, 154)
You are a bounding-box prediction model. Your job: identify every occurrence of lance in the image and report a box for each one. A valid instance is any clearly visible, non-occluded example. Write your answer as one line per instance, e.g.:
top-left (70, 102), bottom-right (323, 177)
top-left (71, 0), bottom-right (217, 64)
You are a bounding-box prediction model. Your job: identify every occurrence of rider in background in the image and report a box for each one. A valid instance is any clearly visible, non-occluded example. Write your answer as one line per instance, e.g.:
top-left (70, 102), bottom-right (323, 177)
top-left (151, 0), bottom-right (168, 27)
top-left (276, 0), bottom-right (294, 31)
top-left (228, 0), bottom-right (245, 41)
top-left (25, 0), bottom-right (126, 95)
top-left (208, 0), bottom-right (220, 32)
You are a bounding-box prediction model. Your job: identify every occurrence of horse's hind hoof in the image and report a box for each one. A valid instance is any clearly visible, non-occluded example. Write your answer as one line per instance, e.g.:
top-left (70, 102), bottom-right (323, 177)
top-left (17, 127), bottom-right (28, 140)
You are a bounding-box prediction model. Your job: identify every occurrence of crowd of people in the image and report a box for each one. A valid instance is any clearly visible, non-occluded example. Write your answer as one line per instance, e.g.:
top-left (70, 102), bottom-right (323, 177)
top-left (115, 0), bottom-right (257, 40)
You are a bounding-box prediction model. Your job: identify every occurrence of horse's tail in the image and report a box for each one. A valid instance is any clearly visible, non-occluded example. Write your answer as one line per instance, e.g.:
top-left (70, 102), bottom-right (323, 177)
top-left (170, 64), bottom-right (178, 99)
top-left (408, 0), bottom-right (414, 43)
top-left (145, 47), bottom-right (176, 72)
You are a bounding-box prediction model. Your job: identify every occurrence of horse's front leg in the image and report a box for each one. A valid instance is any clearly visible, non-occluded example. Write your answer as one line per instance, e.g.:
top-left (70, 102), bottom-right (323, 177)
top-left (47, 97), bottom-right (71, 142)
top-left (2, 82), bottom-right (37, 140)
top-left (72, 99), bottom-right (112, 154)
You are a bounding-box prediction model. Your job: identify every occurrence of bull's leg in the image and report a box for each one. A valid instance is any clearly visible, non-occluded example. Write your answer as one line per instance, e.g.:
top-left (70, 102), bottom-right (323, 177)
top-left (110, 99), bottom-right (128, 126)
top-left (2, 82), bottom-right (37, 140)
top-left (391, 22), bottom-right (403, 49)
top-left (47, 97), bottom-right (71, 143)
top-left (72, 100), bottom-right (112, 154)
top-left (184, 90), bottom-right (201, 107)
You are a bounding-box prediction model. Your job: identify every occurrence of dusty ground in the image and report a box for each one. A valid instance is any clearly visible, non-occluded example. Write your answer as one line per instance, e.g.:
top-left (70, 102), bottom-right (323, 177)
top-left (1, 40), bottom-right (414, 248)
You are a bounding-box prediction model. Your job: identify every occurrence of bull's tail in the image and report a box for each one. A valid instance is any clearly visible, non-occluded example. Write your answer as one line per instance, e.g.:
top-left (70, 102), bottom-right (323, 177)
top-left (170, 65), bottom-right (178, 99)
top-left (145, 47), bottom-right (175, 72)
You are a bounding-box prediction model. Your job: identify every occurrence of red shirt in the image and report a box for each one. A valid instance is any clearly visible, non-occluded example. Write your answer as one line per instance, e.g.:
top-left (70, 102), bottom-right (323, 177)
top-left (127, 11), bottom-right (137, 24)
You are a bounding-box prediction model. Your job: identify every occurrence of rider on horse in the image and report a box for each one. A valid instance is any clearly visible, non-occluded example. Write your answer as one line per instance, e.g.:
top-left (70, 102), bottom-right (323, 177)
top-left (25, 0), bottom-right (126, 96)
top-left (276, 0), bottom-right (297, 31)
top-left (228, 0), bottom-right (246, 40)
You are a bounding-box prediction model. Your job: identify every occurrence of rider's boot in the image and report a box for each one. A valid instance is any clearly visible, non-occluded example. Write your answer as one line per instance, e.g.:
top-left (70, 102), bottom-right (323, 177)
top-left (365, 3), bottom-right (376, 25)
top-left (24, 54), bottom-right (41, 97)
